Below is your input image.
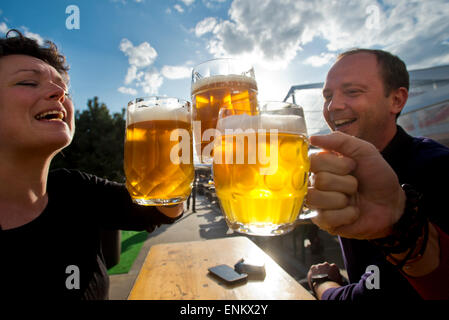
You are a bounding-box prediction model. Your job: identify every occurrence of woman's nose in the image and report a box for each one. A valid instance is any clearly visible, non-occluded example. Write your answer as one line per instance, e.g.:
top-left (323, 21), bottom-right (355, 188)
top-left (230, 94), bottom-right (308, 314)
top-left (45, 82), bottom-right (66, 102)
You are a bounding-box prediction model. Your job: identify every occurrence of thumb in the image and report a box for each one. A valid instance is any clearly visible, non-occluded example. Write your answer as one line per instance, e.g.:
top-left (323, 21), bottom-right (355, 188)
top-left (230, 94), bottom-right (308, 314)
top-left (309, 131), bottom-right (378, 160)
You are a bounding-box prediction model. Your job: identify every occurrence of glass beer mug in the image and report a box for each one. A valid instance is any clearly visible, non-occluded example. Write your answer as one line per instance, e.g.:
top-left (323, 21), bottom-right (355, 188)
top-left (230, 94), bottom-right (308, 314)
top-left (212, 101), bottom-right (310, 236)
top-left (124, 97), bottom-right (194, 206)
top-left (191, 58), bottom-right (258, 163)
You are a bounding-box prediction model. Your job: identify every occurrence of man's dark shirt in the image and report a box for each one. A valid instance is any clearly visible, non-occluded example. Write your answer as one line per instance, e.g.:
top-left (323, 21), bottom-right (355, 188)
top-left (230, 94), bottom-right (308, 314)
top-left (322, 126), bottom-right (449, 300)
top-left (0, 169), bottom-right (179, 300)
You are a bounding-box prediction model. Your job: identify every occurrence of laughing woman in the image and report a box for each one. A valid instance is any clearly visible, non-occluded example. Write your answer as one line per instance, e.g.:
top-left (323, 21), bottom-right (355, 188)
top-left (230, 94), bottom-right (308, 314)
top-left (0, 30), bottom-right (183, 300)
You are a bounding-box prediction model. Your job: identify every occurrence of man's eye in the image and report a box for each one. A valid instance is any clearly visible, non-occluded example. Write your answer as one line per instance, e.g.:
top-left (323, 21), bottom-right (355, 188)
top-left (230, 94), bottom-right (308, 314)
top-left (346, 89), bottom-right (362, 95)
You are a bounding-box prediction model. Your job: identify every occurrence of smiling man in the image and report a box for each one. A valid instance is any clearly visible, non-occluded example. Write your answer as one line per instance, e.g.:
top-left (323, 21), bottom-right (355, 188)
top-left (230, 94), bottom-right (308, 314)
top-left (306, 49), bottom-right (449, 300)
top-left (322, 50), bottom-right (408, 151)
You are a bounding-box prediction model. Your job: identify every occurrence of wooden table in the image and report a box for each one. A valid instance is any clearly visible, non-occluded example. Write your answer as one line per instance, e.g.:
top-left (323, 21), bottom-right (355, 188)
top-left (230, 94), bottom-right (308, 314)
top-left (128, 236), bottom-right (315, 300)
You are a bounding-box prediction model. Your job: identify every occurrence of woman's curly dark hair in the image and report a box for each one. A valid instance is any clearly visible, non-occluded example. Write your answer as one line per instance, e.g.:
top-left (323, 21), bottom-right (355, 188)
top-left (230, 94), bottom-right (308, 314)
top-left (0, 29), bottom-right (69, 79)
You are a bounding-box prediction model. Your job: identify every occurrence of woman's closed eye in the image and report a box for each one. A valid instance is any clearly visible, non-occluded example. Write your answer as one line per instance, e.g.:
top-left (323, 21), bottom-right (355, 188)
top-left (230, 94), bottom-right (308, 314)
top-left (17, 81), bottom-right (38, 86)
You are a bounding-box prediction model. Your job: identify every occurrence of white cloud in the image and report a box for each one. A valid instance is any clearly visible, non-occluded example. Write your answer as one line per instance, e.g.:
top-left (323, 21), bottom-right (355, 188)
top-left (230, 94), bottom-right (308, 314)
top-left (124, 65), bottom-right (137, 85)
top-left (174, 4), bottom-right (184, 13)
top-left (203, 0), bottom-right (226, 9)
top-left (304, 53), bottom-right (336, 67)
top-left (110, 0), bottom-right (145, 4)
top-left (137, 71), bottom-right (164, 95)
top-left (23, 30), bottom-right (45, 45)
top-left (195, 17), bottom-right (217, 37)
top-left (124, 65), bottom-right (145, 85)
top-left (1, 24), bottom-right (46, 47)
top-left (119, 38), bottom-right (161, 95)
top-left (202, 0), bottom-right (449, 70)
top-left (161, 65), bottom-right (191, 79)
top-left (205, 0), bottom-right (313, 69)
top-left (119, 38), bottom-right (158, 68)
top-left (0, 22), bottom-right (8, 34)
top-left (118, 87), bottom-right (138, 95)
top-left (180, 0), bottom-right (195, 6)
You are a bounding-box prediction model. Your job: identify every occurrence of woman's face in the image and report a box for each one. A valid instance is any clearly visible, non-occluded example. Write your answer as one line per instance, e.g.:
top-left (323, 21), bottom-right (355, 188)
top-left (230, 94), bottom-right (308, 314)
top-left (0, 54), bottom-right (75, 157)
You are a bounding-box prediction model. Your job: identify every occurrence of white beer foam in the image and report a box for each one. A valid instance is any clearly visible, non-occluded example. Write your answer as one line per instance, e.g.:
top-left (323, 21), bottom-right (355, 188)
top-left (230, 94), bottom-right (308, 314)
top-left (128, 104), bottom-right (190, 125)
top-left (191, 74), bottom-right (257, 93)
top-left (216, 113), bottom-right (307, 135)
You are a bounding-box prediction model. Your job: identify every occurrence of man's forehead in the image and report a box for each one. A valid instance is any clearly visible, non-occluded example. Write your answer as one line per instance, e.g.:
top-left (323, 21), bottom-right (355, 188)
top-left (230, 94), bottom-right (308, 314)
top-left (324, 53), bottom-right (380, 87)
top-left (334, 53), bottom-right (378, 73)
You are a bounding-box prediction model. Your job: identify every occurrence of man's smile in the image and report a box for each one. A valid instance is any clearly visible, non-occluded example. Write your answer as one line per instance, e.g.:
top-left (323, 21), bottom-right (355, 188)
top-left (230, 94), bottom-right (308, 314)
top-left (333, 118), bottom-right (357, 130)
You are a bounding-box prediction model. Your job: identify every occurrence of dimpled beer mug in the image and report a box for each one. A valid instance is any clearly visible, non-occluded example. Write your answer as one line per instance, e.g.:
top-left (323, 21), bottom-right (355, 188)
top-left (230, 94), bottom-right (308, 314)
top-left (212, 101), bottom-right (310, 236)
top-left (191, 58), bottom-right (258, 163)
top-left (124, 97), bottom-right (194, 205)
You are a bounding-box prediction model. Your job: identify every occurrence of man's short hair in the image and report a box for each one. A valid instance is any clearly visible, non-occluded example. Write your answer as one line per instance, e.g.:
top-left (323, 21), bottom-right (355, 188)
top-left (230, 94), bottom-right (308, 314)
top-left (0, 29), bottom-right (69, 81)
top-left (337, 48), bottom-right (409, 96)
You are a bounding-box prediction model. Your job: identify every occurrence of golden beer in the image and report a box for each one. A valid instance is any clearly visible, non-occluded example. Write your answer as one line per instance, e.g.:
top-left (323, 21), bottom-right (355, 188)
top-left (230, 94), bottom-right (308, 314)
top-left (213, 105), bottom-right (309, 235)
top-left (124, 98), bottom-right (193, 205)
top-left (191, 60), bottom-right (258, 162)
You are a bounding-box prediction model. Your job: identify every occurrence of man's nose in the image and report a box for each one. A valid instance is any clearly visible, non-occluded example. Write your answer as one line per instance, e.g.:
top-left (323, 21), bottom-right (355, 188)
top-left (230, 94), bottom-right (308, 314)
top-left (326, 92), bottom-right (346, 111)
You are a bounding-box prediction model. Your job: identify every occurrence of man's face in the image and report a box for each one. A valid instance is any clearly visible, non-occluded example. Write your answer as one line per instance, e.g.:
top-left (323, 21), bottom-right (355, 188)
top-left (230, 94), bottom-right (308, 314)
top-left (322, 53), bottom-right (397, 150)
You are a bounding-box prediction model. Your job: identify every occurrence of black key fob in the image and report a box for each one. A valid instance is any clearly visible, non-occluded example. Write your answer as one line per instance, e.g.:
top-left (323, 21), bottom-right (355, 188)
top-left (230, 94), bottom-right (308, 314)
top-left (234, 258), bottom-right (266, 280)
top-left (208, 264), bottom-right (248, 284)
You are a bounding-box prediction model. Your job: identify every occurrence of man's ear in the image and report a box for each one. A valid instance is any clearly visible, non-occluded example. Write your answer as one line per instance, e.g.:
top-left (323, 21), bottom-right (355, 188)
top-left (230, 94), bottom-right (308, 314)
top-left (390, 87), bottom-right (408, 116)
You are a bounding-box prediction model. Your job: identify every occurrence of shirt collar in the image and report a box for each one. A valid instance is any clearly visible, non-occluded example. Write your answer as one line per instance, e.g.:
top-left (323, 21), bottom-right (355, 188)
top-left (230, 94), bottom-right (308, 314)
top-left (381, 125), bottom-right (413, 166)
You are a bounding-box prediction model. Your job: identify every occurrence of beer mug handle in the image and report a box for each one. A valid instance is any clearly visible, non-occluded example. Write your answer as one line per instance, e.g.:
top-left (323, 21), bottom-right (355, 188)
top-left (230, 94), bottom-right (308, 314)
top-left (296, 206), bottom-right (317, 225)
top-left (295, 147), bottom-right (321, 225)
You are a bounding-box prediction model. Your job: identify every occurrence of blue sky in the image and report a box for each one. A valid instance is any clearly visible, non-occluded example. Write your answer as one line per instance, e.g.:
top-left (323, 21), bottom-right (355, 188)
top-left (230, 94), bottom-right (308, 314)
top-left (1, 0), bottom-right (448, 125)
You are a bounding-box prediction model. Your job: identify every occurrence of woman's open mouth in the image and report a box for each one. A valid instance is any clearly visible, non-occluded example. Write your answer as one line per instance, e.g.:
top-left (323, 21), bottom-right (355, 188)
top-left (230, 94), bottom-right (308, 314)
top-left (34, 110), bottom-right (66, 122)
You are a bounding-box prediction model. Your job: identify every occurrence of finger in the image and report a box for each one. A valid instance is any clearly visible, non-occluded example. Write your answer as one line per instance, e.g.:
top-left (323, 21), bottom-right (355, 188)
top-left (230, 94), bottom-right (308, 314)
top-left (310, 151), bottom-right (356, 175)
top-left (309, 262), bottom-right (331, 275)
top-left (308, 264), bottom-right (320, 276)
top-left (331, 218), bottom-right (390, 240)
top-left (311, 206), bottom-right (360, 234)
top-left (311, 262), bottom-right (329, 268)
top-left (306, 188), bottom-right (350, 210)
top-left (318, 262), bottom-right (331, 268)
top-left (310, 132), bottom-right (379, 161)
top-left (310, 264), bottom-right (321, 271)
top-left (312, 172), bottom-right (358, 195)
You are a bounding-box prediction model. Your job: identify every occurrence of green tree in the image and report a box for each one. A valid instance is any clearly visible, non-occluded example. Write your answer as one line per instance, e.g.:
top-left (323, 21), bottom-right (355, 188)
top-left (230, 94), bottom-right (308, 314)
top-left (51, 97), bottom-right (126, 182)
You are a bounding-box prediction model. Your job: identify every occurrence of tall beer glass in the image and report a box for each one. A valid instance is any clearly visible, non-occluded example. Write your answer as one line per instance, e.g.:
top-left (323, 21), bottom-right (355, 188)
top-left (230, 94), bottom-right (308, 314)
top-left (213, 102), bottom-right (310, 236)
top-left (191, 58), bottom-right (258, 163)
top-left (124, 97), bottom-right (194, 206)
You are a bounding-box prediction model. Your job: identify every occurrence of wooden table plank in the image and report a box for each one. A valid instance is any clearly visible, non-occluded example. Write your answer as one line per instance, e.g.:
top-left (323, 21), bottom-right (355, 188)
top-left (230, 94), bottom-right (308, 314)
top-left (128, 236), bottom-right (314, 300)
